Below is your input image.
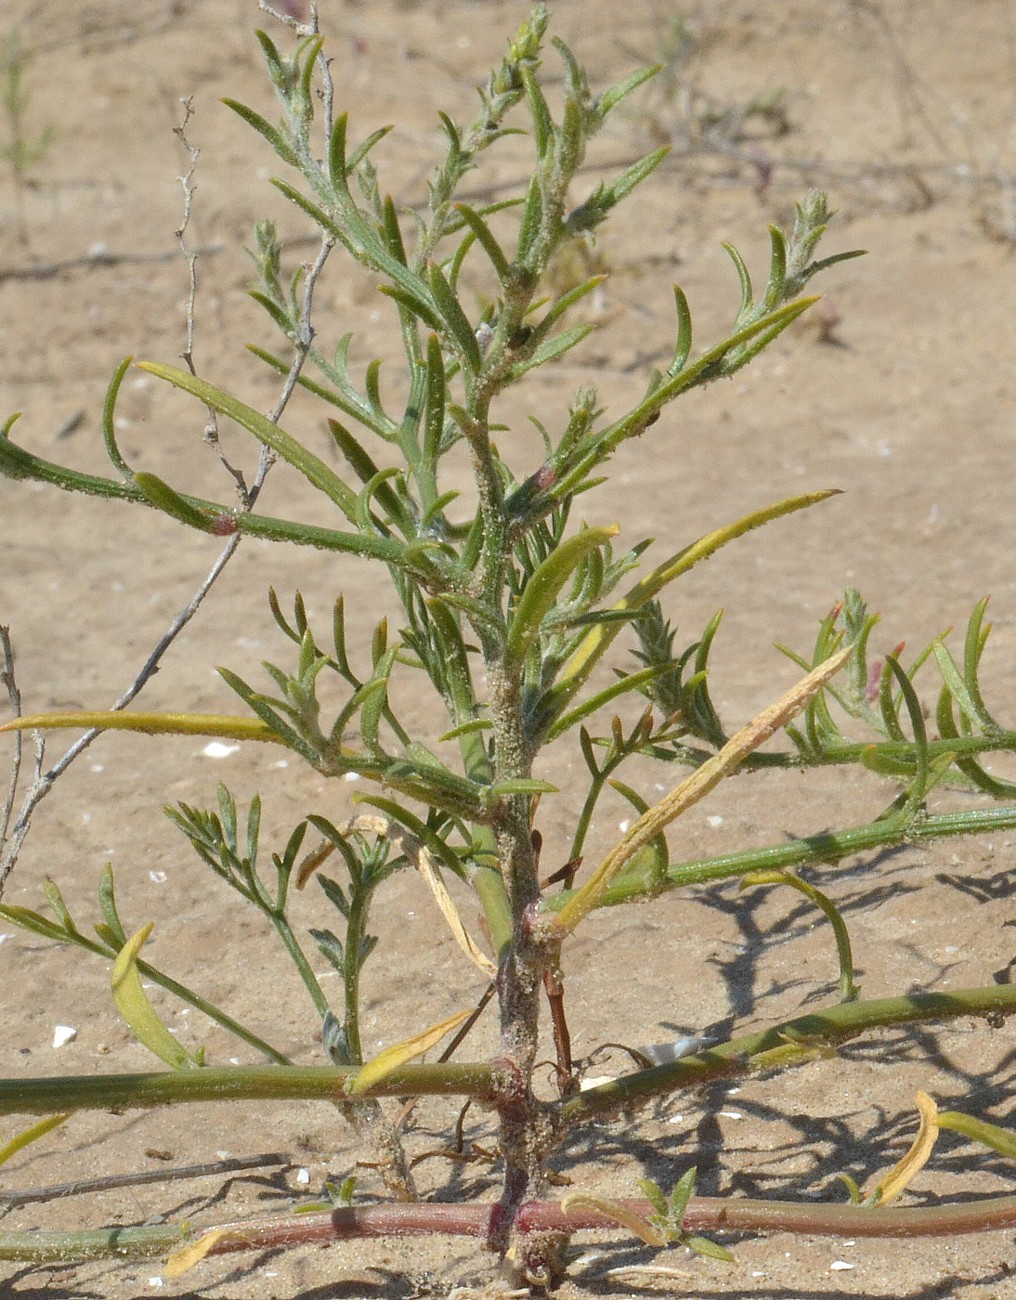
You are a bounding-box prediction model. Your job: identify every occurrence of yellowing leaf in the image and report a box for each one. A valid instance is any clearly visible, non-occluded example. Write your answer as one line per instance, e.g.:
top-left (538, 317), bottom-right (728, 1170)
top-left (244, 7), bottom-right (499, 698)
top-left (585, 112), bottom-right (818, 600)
top-left (347, 1008), bottom-right (471, 1096)
top-left (163, 1229), bottom-right (232, 1277)
top-left (559, 1190), bottom-right (666, 1246)
top-left (0, 711), bottom-right (278, 741)
top-left (111, 925), bottom-right (199, 1070)
top-left (553, 645), bottom-right (853, 935)
top-left (865, 1090), bottom-right (939, 1205)
top-left (0, 1113), bottom-right (71, 1167)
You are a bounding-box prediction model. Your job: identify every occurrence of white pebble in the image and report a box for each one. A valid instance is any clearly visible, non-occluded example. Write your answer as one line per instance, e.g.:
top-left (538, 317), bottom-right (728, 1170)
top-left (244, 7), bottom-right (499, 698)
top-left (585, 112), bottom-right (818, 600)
top-left (149, 870), bottom-right (168, 884)
top-left (830, 1260), bottom-right (855, 1270)
top-left (201, 741), bottom-right (240, 759)
top-left (53, 1025), bottom-right (77, 1048)
top-left (296, 1167), bottom-right (311, 1185)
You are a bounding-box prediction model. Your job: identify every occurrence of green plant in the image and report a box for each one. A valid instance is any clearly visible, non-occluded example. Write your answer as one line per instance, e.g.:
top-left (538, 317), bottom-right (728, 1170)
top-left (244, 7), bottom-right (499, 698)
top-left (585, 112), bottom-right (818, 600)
top-left (3, 7), bottom-right (1016, 1292)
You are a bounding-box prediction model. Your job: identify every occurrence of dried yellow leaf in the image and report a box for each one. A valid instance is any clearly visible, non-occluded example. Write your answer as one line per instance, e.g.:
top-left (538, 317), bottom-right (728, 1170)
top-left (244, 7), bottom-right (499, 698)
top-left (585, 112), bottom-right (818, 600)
top-left (865, 1090), bottom-right (939, 1205)
top-left (163, 1229), bottom-right (232, 1278)
top-left (347, 1008), bottom-right (471, 1096)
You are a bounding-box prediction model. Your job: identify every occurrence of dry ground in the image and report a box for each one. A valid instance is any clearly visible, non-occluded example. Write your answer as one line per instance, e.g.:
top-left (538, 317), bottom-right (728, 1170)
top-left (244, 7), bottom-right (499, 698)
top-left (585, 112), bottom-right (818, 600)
top-left (2, 1), bottom-right (1016, 1297)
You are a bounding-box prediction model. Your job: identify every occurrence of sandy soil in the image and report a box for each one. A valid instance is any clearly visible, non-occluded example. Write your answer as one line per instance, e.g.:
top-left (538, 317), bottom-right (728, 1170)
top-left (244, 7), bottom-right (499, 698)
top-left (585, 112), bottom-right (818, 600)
top-left (2, 1), bottom-right (1016, 1296)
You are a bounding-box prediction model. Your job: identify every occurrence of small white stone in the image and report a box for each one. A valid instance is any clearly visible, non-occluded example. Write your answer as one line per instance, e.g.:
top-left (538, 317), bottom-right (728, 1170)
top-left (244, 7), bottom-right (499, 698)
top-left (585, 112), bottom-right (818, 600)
top-left (149, 870), bottom-right (168, 884)
top-left (344, 771), bottom-right (360, 782)
top-left (707, 815), bottom-right (724, 828)
top-left (147, 1278), bottom-right (164, 1288)
top-left (201, 741), bottom-right (240, 759)
top-left (636, 1036), bottom-right (712, 1064)
top-left (296, 1167), bottom-right (311, 1185)
top-left (53, 1025), bottom-right (77, 1048)
top-left (719, 1110), bottom-right (743, 1120)
top-left (618, 819), bottom-right (630, 833)
top-left (0, 934), bottom-right (12, 945)
top-left (830, 1261), bottom-right (855, 1271)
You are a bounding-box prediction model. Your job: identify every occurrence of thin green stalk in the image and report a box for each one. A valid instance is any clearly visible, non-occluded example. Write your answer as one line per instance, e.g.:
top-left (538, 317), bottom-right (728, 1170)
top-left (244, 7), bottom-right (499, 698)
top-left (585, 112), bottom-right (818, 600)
top-left (269, 909), bottom-right (331, 1021)
top-left (541, 801), bottom-right (1016, 912)
top-left (560, 983), bottom-right (1016, 1126)
top-left (341, 884), bottom-right (368, 1064)
top-left (741, 870), bottom-right (858, 1001)
top-left (0, 907), bottom-right (290, 1064)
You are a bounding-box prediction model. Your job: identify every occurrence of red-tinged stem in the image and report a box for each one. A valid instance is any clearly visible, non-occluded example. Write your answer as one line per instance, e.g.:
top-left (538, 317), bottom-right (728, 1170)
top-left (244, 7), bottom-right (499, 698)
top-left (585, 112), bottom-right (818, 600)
top-left (8, 1193), bottom-right (1016, 1266)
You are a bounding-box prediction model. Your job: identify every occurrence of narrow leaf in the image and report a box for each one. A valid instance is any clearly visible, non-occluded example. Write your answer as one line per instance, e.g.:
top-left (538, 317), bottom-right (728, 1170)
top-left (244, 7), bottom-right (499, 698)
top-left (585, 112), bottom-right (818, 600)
top-left (221, 98), bottom-right (298, 166)
top-left (0, 1114), bottom-right (72, 1168)
top-left (0, 712), bottom-right (278, 742)
top-left (347, 1009), bottom-right (471, 1095)
top-left (137, 364), bottom-right (359, 521)
top-left (111, 925), bottom-right (199, 1070)
top-left (505, 525), bottom-right (619, 671)
top-left (552, 646), bottom-right (853, 934)
top-left (863, 1091), bottom-right (939, 1205)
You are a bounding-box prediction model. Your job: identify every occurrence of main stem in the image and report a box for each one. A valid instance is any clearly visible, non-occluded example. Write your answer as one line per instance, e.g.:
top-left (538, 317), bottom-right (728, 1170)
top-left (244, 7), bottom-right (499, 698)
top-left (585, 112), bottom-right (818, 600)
top-left (464, 356), bottom-right (560, 1271)
top-left (486, 656), bottom-right (557, 1269)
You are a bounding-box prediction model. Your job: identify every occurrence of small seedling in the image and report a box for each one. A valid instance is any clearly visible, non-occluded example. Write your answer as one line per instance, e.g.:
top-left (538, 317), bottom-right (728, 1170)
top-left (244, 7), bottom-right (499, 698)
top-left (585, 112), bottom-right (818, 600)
top-left (0, 29), bottom-right (55, 243)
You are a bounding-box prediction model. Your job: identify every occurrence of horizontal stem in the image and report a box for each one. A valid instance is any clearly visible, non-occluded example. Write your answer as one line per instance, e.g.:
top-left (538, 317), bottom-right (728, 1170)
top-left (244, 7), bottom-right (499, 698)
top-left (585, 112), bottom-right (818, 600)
top-left (0, 1062), bottom-right (496, 1117)
top-left (559, 983), bottom-right (1016, 1126)
top-left (6, 1191), bottom-right (1016, 1265)
top-left (541, 803), bottom-right (1016, 911)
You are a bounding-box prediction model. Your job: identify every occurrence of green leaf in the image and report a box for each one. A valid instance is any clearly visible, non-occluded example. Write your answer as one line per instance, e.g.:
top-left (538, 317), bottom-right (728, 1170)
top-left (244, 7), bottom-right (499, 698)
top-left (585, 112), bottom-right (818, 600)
top-left (132, 473), bottom-right (219, 532)
top-left (97, 865), bottom-right (128, 949)
top-left (428, 262), bottom-right (482, 372)
top-left (137, 364), bottom-right (359, 521)
top-left (221, 97), bottom-right (298, 166)
top-left (547, 492), bottom-right (837, 720)
top-left (638, 1177), bottom-right (669, 1218)
top-left (686, 1235), bottom-right (736, 1264)
top-left (596, 63), bottom-right (662, 118)
top-left (102, 356), bottom-right (134, 475)
top-left (0, 1114), bottom-right (72, 1169)
top-left (505, 524), bottom-right (619, 671)
top-left (453, 203), bottom-right (511, 282)
top-left (510, 323), bottom-right (595, 377)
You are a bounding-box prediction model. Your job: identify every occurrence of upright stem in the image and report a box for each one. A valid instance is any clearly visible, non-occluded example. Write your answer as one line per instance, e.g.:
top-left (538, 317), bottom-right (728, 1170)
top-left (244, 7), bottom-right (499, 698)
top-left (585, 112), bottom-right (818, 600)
top-left (485, 655), bottom-right (560, 1273)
